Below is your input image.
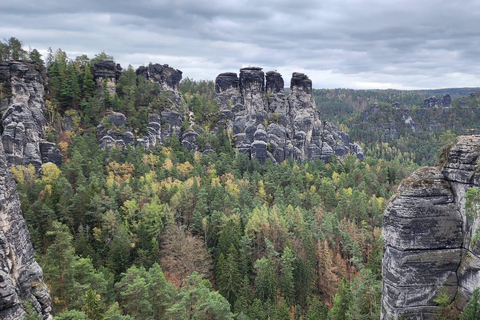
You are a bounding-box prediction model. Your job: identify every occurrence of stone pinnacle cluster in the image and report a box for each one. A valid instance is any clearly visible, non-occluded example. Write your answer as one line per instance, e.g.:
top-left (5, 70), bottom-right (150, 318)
top-left (215, 67), bottom-right (363, 163)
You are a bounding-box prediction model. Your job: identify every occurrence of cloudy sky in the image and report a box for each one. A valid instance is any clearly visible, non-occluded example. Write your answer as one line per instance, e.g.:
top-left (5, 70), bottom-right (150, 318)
top-left (1, 0), bottom-right (480, 89)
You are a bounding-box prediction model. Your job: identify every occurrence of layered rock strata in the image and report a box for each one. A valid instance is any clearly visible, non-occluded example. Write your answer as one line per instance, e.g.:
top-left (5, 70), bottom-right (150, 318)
top-left (91, 60), bottom-right (122, 96)
top-left (0, 138), bottom-right (52, 319)
top-left (382, 135), bottom-right (480, 319)
top-left (0, 61), bottom-right (62, 169)
top-left (215, 67), bottom-right (363, 163)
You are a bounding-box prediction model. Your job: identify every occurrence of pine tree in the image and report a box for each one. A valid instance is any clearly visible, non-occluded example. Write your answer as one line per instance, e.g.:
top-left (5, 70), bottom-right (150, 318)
top-left (461, 289), bottom-right (480, 320)
top-left (217, 245), bottom-right (241, 306)
top-left (280, 246), bottom-right (295, 305)
top-left (330, 278), bottom-right (352, 320)
top-left (254, 257), bottom-right (277, 303)
top-left (82, 65), bottom-right (96, 100)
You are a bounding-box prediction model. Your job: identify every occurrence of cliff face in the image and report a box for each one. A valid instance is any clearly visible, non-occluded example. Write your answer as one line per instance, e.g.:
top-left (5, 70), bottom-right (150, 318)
top-left (0, 138), bottom-right (52, 319)
top-left (215, 67), bottom-right (363, 163)
top-left (382, 135), bottom-right (480, 319)
top-left (0, 61), bottom-right (62, 169)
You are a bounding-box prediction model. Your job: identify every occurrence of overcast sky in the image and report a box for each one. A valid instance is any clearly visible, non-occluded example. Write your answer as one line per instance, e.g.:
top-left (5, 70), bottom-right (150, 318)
top-left (1, 0), bottom-right (480, 89)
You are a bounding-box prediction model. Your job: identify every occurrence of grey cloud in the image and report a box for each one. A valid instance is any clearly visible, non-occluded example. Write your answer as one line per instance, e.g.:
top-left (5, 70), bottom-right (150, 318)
top-left (1, 0), bottom-right (480, 88)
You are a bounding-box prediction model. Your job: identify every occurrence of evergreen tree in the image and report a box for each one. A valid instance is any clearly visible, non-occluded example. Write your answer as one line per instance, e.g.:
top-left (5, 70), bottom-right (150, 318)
top-left (461, 289), bottom-right (480, 320)
top-left (167, 272), bottom-right (233, 320)
top-left (82, 65), bottom-right (96, 100)
top-left (280, 246), bottom-right (295, 305)
top-left (330, 278), bottom-right (352, 320)
top-left (254, 257), bottom-right (277, 303)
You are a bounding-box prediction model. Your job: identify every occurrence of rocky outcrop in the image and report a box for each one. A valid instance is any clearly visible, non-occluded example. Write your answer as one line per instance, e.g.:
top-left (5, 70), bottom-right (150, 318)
top-left (382, 135), bottom-right (480, 319)
top-left (136, 63), bottom-right (182, 91)
top-left (97, 111), bottom-right (193, 151)
top-left (0, 61), bottom-right (62, 169)
top-left (215, 67), bottom-right (363, 163)
top-left (97, 112), bottom-right (135, 149)
top-left (96, 62), bottom-right (197, 151)
top-left (136, 63), bottom-right (184, 108)
top-left (0, 139), bottom-right (52, 319)
top-left (91, 60), bottom-right (122, 96)
top-left (96, 64), bottom-right (361, 162)
top-left (423, 94), bottom-right (452, 108)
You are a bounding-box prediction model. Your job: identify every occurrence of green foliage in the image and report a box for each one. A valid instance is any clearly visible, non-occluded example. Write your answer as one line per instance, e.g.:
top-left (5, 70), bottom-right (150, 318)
top-left (460, 288), bottom-right (480, 320)
top-left (55, 310), bottom-right (88, 320)
top-left (330, 278), bottom-right (352, 320)
top-left (0, 37), bottom-right (28, 61)
top-left (434, 288), bottom-right (453, 320)
top-left (3, 45), bottom-right (416, 316)
top-left (167, 272), bottom-right (233, 320)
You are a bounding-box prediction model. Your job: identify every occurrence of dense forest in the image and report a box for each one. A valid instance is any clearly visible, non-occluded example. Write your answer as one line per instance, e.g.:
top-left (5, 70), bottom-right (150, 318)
top-left (312, 86), bottom-right (480, 167)
top-left (4, 37), bottom-right (480, 319)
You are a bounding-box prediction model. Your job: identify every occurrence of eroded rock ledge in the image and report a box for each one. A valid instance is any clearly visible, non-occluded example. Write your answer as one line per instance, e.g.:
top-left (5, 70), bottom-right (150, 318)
top-left (382, 135), bottom-right (480, 319)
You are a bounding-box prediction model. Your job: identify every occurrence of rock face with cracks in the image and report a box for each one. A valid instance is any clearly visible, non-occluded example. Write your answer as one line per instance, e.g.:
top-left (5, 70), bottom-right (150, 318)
top-left (0, 61), bottom-right (62, 170)
top-left (382, 135), bottom-right (480, 319)
top-left (215, 67), bottom-right (363, 163)
top-left (0, 138), bottom-right (52, 319)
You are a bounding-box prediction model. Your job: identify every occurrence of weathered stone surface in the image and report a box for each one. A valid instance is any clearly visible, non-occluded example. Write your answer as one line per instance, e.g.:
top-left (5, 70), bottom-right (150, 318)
top-left (92, 60), bottom-right (121, 80)
top-left (0, 139), bottom-right (52, 320)
top-left (215, 67), bottom-right (362, 163)
top-left (265, 71), bottom-right (284, 94)
top-left (382, 135), bottom-right (480, 319)
top-left (97, 112), bottom-right (135, 149)
top-left (441, 135), bottom-right (480, 184)
top-left (97, 110), bottom-right (197, 151)
top-left (92, 60), bottom-right (122, 96)
top-left (443, 94), bottom-right (452, 107)
top-left (136, 63), bottom-right (182, 91)
top-left (290, 72), bottom-right (312, 94)
top-left (0, 61), bottom-right (62, 170)
top-left (136, 63), bottom-right (184, 110)
top-left (215, 72), bottom-right (239, 93)
top-left (39, 141), bottom-right (63, 166)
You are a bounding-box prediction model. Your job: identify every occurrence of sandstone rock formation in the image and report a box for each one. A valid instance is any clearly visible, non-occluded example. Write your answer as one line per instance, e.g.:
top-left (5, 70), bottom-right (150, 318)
top-left (96, 63), bottom-right (362, 163)
top-left (0, 138), bottom-right (52, 319)
top-left (382, 135), bottom-right (480, 319)
top-left (136, 63), bottom-right (184, 108)
top-left (91, 60), bottom-right (122, 96)
top-left (423, 94), bottom-right (452, 108)
top-left (215, 67), bottom-right (363, 163)
top-left (0, 61), bottom-right (62, 169)
top-left (95, 61), bottom-right (200, 151)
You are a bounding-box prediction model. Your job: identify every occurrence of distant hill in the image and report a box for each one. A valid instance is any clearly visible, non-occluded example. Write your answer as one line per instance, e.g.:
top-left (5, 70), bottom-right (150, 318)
top-left (313, 87), bottom-right (480, 123)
